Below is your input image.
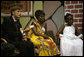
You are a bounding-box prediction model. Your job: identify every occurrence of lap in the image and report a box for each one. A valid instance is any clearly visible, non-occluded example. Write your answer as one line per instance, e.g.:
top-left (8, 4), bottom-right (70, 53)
top-left (1, 42), bottom-right (15, 56)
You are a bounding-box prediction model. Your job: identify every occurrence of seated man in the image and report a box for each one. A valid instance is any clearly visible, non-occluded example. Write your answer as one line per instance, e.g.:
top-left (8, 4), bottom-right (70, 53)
top-left (1, 5), bottom-right (34, 56)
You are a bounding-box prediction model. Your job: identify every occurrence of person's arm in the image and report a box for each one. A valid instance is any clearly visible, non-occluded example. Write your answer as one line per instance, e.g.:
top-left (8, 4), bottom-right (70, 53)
top-left (74, 25), bottom-right (83, 39)
top-left (23, 25), bottom-right (34, 33)
top-left (44, 23), bottom-right (47, 34)
top-left (23, 28), bottom-right (30, 32)
top-left (20, 28), bottom-right (23, 33)
top-left (56, 24), bottom-right (65, 39)
top-left (32, 25), bottom-right (49, 39)
top-left (74, 26), bottom-right (81, 35)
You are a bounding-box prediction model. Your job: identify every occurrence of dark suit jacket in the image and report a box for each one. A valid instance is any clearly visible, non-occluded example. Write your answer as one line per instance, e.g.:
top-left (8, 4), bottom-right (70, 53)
top-left (1, 16), bottom-right (23, 42)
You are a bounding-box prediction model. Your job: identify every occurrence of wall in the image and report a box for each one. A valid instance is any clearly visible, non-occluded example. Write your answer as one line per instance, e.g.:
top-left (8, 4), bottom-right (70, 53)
top-left (34, 1), bottom-right (43, 14)
top-left (20, 1), bottom-right (43, 29)
top-left (1, 1), bottom-right (43, 30)
top-left (64, 1), bottom-right (83, 33)
top-left (43, 1), bottom-right (64, 35)
top-left (19, 17), bottom-right (30, 29)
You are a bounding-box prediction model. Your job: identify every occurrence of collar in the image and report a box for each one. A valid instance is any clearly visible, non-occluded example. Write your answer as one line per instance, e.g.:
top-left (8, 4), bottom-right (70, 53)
top-left (12, 16), bottom-right (17, 22)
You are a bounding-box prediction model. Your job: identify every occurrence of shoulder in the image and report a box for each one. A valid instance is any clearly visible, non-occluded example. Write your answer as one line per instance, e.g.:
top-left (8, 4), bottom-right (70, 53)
top-left (72, 25), bottom-right (79, 32)
top-left (58, 24), bottom-right (66, 31)
top-left (42, 22), bottom-right (47, 26)
top-left (2, 17), bottom-right (11, 28)
top-left (58, 24), bottom-right (65, 30)
top-left (3, 16), bottom-right (12, 22)
top-left (60, 24), bottom-right (66, 28)
top-left (44, 22), bottom-right (47, 25)
top-left (2, 17), bottom-right (10, 24)
top-left (73, 25), bottom-right (78, 29)
top-left (2, 16), bottom-right (14, 26)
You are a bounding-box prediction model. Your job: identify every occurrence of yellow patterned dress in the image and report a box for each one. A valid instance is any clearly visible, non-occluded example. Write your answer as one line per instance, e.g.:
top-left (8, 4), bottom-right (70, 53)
top-left (26, 21), bottom-right (60, 56)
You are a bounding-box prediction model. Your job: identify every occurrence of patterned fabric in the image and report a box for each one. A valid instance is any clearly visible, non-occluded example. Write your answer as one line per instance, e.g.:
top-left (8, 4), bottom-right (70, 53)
top-left (26, 21), bottom-right (60, 56)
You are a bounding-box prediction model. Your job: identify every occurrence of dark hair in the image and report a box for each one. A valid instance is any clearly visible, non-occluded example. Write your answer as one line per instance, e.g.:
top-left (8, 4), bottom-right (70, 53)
top-left (64, 13), bottom-right (73, 22)
top-left (11, 5), bottom-right (21, 15)
top-left (35, 10), bottom-right (45, 19)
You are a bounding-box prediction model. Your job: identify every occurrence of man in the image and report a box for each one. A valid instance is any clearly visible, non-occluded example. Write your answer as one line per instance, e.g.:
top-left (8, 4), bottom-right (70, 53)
top-left (1, 5), bottom-right (34, 56)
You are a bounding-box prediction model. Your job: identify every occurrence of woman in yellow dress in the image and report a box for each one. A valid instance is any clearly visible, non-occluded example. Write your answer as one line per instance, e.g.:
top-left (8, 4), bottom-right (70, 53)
top-left (24, 10), bottom-right (60, 56)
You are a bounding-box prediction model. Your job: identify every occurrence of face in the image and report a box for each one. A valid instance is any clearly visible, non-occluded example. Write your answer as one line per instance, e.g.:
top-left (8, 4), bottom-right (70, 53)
top-left (38, 14), bottom-right (45, 24)
top-left (66, 15), bottom-right (73, 26)
top-left (12, 9), bottom-right (21, 19)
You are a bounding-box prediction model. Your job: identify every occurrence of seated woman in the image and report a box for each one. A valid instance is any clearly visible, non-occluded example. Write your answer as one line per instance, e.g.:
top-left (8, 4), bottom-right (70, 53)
top-left (56, 12), bottom-right (83, 56)
top-left (24, 10), bottom-right (60, 56)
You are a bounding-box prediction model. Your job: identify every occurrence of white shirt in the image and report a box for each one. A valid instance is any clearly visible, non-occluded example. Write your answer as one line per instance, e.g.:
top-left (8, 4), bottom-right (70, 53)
top-left (12, 16), bottom-right (17, 22)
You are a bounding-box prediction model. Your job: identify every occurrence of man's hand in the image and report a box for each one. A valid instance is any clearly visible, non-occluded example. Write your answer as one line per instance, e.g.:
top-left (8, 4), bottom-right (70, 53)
top-left (23, 38), bottom-right (28, 42)
top-left (23, 27), bottom-right (30, 32)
